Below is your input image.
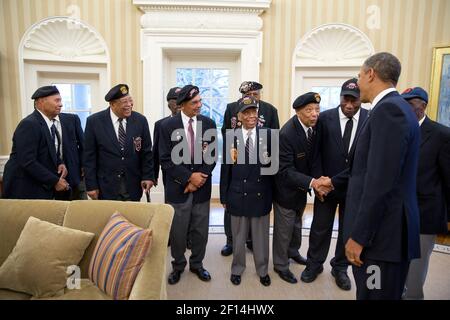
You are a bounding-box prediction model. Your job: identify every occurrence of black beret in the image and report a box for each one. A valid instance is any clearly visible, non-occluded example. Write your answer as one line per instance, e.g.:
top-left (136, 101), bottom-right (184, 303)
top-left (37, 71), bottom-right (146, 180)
top-left (105, 84), bottom-right (129, 102)
top-left (239, 81), bottom-right (263, 94)
top-left (167, 87), bottom-right (182, 101)
top-left (293, 92), bottom-right (321, 109)
top-left (341, 78), bottom-right (360, 98)
top-left (238, 96), bottom-right (258, 113)
top-left (31, 86), bottom-right (60, 100)
top-left (177, 85), bottom-right (200, 105)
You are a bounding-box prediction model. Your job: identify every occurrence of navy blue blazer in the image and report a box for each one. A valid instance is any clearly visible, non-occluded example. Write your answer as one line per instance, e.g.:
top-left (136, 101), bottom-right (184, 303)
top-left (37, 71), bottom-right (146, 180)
top-left (3, 110), bottom-right (62, 199)
top-left (332, 91), bottom-right (421, 262)
top-left (273, 115), bottom-right (320, 211)
top-left (159, 113), bottom-right (217, 204)
top-left (416, 117), bottom-right (450, 234)
top-left (220, 127), bottom-right (273, 217)
top-left (152, 115), bottom-right (170, 187)
top-left (314, 106), bottom-right (369, 199)
top-left (83, 108), bottom-right (154, 201)
top-left (59, 113), bottom-right (84, 189)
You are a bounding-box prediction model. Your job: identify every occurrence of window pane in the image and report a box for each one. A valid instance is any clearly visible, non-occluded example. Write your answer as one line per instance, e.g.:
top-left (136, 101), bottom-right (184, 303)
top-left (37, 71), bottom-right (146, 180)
top-left (312, 86), bottom-right (341, 112)
top-left (54, 84), bottom-right (72, 110)
top-left (73, 84), bottom-right (92, 111)
top-left (176, 68), bottom-right (193, 85)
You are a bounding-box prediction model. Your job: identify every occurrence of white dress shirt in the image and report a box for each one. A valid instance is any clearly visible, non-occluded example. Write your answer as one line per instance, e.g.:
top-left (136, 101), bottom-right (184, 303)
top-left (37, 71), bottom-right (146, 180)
top-left (371, 87), bottom-right (397, 110)
top-left (110, 109), bottom-right (127, 140)
top-left (181, 111), bottom-right (197, 142)
top-left (297, 117), bottom-right (313, 137)
top-left (419, 116), bottom-right (426, 127)
top-left (339, 107), bottom-right (361, 152)
top-left (37, 109), bottom-right (63, 157)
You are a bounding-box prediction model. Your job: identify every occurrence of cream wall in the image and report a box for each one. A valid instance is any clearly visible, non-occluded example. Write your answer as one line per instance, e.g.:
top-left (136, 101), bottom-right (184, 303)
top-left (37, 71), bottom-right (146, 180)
top-left (1, 0), bottom-right (450, 155)
top-left (260, 0), bottom-right (450, 123)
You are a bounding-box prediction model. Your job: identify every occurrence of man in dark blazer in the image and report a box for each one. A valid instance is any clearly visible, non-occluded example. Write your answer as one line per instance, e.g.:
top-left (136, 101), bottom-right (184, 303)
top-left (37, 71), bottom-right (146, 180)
top-left (327, 52), bottom-right (421, 300)
top-left (401, 87), bottom-right (450, 300)
top-left (3, 86), bottom-right (69, 199)
top-left (152, 86), bottom-right (181, 188)
top-left (54, 112), bottom-right (85, 200)
top-left (303, 79), bottom-right (368, 290)
top-left (221, 81), bottom-right (280, 256)
top-left (272, 92), bottom-right (330, 284)
top-left (220, 96), bottom-right (273, 287)
top-left (159, 85), bottom-right (217, 285)
top-left (84, 84), bottom-right (154, 201)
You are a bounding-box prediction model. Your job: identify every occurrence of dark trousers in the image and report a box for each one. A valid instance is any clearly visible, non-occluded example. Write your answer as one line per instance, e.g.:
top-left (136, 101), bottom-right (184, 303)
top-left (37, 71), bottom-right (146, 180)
top-left (307, 196), bottom-right (348, 272)
top-left (352, 258), bottom-right (410, 300)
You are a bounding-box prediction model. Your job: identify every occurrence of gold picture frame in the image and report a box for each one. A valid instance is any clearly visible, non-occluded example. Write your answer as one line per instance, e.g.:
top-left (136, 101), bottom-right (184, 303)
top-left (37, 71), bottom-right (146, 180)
top-left (428, 46), bottom-right (450, 127)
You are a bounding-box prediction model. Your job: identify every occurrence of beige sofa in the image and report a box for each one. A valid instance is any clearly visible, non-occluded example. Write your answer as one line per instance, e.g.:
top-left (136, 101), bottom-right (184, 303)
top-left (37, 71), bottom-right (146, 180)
top-left (0, 199), bottom-right (174, 300)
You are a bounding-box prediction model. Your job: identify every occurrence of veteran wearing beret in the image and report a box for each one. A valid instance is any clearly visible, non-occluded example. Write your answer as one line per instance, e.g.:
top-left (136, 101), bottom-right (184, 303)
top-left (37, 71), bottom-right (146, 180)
top-left (3, 86), bottom-right (70, 199)
top-left (83, 84), bottom-right (155, 201)
top-left (272, 92), bottom-right (331, 284)
top-left (220, 96), bottom-right (274, 287)
top-left (159, 84), bottom-right (217, 285)
top-left (221, 81), bottom-right (280, 257)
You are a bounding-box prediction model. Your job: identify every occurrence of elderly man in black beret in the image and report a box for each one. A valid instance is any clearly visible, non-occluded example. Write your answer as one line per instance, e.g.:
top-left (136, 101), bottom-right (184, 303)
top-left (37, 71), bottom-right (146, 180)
top-left (3, 86), bottom-right (70, 199)
top-left (159, 84), bottom-right (217, 285)
top-left (272, 92), bottom-right (332, 284)
top-left (221, 81), bottom-right (280, 257)
top-left (83, 84), bottom-right (155, 201)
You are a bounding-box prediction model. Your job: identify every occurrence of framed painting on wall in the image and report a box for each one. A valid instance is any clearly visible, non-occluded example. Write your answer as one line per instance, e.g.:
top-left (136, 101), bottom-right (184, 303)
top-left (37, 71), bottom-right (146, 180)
top-left (429, 46), bottom-right (450, 127)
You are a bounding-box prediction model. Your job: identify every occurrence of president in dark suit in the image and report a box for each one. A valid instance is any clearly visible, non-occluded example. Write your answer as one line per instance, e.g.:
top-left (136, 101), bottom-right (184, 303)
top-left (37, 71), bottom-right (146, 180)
top-left (152, 86), bottom-right (181, 188)
top-left (220, 96), bottom-right (273, 287)
top-left (54, 112), bottom-right (85, 200)
top-left (221, 81), bottom-right (280, 256)
top-left (159, 85), bottom-right (217, 285)
top-left (272, 92), bottom-right (328, 284)
top-left (401, 87), bottom-right (450, 300)
top-left (84, 84), bottom-right (154, 201)
top-left (303, 79), bottom-right (368, 290)
top-left (327, 52), bottom-right (421, 300)
top-left (3, 86), bottom-right (69, 199)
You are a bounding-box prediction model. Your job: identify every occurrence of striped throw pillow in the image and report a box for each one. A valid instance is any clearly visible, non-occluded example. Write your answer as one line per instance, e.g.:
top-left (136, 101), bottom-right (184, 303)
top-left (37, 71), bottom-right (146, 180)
top-left (88, 212), bottom-right (152, 300)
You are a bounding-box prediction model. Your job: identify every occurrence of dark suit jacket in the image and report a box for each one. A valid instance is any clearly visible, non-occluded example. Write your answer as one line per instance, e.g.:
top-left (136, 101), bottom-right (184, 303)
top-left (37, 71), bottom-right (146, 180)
top-left (314, 107), bottom-right (369, 199)
top-left (417, 117), bottom-right (450, 234)
top-left (273, 115), bottom-right (320, 211)
top-left (3, 110), bottom-right (62, 199)
top-left (332, 91), bottom-right (421, 262)
top-left (159, 113), bottom-right (217, 204)
top-left (152, 115), bottom-right (170, 186)
top-left (220, 128), bottom-right (273, 217)
top-left (83, 108), bottom-right (154, 201)
top-left (60, 113), bottom-right (84, 189)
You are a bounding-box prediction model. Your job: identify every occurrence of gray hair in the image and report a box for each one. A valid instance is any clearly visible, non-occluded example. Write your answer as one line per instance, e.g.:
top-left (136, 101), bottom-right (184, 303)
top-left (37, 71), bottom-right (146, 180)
top-left (363, 52), bottom-right (401, 86)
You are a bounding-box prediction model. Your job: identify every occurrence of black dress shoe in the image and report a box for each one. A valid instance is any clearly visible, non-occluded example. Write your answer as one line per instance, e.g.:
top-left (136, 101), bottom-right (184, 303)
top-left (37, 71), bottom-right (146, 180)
top-left (168, 269), bottom-right (184, 285)
top-left (221, 244), bottom-right (233, 256)
top-left (300, 265), bottom-right (323, 283)
top-left (230, 274), bottom-right (241, 285)
top-left (289, 255), bottom-right (307, 265)
top-left (274, 269), bottom-right (298, 284)
top-left (190, 267), bottom-right (211, 282)
top-left (331, 269), bottom-right (351, 291)
top-left (260, 274), bottom-right (271, 286)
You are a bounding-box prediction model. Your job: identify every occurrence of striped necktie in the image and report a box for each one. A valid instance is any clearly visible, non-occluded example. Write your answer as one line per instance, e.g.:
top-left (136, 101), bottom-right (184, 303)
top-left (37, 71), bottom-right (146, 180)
top-left (118, 118), bottom-right (126, 151)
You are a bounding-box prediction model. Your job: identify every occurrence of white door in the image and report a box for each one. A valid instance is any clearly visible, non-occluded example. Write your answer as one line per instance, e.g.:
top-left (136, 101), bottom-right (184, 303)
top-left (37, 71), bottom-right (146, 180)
top-left (163, 54), bottom-right (240, 200)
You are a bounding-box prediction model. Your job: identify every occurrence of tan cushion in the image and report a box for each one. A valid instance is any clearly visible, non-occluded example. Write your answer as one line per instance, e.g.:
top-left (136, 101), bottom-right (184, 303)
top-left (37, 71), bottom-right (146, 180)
top-left (0, 289), bottom-right (32, 300)
top-left (0, 199), bottom-right (68, 266)
top-left (89, 212), bottom-right (152, 300)
top-left (32, 279), bottom-right (111, 300)
top-left (0, 216), bottom-right (94, 298)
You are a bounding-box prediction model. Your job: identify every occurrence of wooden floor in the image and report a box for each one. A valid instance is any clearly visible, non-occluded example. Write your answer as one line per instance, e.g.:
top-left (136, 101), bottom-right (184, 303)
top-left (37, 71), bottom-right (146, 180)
top-left (166, 202), bottom-right (450, 300)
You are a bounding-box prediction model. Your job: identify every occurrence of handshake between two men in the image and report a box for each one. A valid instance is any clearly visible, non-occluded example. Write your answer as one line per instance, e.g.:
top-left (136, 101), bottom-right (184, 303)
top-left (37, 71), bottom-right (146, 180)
top-left (311, 176), bottom-right (334, 202)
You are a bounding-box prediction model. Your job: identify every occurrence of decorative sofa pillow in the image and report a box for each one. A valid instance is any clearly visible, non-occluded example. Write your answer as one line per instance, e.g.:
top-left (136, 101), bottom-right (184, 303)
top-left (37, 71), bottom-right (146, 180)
top-left (0, 216), bottom-right (95, 298)
top-left (88, 211), bottom-right (153, 300)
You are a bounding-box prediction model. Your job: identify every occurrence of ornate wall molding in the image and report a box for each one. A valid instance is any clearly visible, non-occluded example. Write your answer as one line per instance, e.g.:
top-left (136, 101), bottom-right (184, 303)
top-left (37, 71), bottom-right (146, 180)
top-left (21, 17), bottom-right (109, 63)
top-left (293, 23), bottom-right (375, 67)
